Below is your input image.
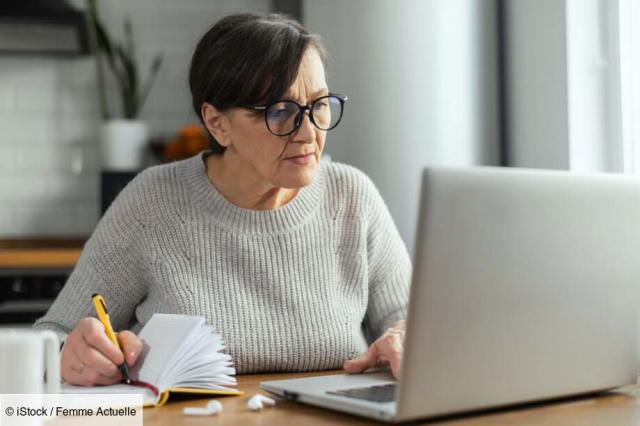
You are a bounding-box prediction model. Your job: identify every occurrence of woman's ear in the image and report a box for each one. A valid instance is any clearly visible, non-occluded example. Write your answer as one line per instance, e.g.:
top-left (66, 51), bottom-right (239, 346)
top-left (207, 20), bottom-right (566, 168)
top-left (201, 103), bottom-right (231, 147)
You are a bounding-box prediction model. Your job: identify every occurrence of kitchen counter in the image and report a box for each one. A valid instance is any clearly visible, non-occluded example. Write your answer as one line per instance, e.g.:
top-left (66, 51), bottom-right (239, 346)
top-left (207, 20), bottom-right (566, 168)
top-left (0, 239), bottom-right (84, 325)
top-left (0, 239), bottom-right (83, 269)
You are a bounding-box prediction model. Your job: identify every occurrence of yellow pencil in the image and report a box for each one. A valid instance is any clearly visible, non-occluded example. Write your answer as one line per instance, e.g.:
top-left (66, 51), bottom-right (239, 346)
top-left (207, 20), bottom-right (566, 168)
top-left (91, 293), bottom-right (131, 384)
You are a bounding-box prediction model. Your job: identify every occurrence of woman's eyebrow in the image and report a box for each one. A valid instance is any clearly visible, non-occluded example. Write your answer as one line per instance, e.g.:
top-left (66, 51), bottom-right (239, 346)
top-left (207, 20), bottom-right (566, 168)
top-left (312, 87), bottom-right (330, 97)
top-left (283, 87), bottom-right (329, 101)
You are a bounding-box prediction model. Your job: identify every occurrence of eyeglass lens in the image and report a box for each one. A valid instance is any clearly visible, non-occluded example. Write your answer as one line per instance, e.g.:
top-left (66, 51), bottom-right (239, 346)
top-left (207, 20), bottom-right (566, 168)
top-left (266, 96), bottom-right (343, 136)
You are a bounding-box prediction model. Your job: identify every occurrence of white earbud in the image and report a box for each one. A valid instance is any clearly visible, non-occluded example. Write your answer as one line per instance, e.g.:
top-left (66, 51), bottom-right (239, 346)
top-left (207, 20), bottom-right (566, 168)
top-left (206, 400), bottom-right (223, 413)
top-left (183, 399), bottom-right (223, 416)
top-left (247, 394), bottom-right (276, 411)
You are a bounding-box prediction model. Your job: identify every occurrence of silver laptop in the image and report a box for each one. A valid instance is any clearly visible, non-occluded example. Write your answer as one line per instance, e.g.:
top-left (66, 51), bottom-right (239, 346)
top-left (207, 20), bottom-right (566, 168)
top-left (261, 166), bottom-right (640, 423)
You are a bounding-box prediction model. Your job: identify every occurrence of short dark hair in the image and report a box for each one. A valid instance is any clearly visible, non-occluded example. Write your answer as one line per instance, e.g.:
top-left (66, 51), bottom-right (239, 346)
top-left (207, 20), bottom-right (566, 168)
top-left (189, 13), bottom-right (328, 154)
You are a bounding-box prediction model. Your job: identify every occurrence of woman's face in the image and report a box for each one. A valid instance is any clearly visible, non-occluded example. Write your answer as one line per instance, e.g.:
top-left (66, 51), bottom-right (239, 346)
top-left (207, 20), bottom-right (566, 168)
top-left (206, 47), bottom-right (329, 189)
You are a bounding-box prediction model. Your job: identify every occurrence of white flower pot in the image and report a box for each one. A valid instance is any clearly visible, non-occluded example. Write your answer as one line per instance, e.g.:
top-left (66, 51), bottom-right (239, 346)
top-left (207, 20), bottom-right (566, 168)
top-left (101, 119), bottom-right (149, 171)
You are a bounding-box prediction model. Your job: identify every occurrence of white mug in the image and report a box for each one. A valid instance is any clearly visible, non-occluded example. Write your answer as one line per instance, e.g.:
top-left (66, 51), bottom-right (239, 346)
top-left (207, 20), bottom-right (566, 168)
top-left (0, 330), bottom-right (60, 394)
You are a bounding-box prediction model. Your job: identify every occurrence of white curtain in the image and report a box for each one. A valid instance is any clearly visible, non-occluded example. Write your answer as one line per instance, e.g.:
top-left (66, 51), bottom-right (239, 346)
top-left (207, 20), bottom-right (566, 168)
top-left (503, 0), bottom-right (624, 173)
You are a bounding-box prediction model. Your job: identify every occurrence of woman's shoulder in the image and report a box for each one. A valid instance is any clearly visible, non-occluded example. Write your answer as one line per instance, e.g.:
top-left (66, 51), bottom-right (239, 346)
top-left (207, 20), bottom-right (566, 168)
top-left (323, 159), bottom-right (379, 189)
top-left (321, 160), bottom-right (382, 212)
top-left (134, 158), bottom-right (188, 187)
top-left (108, 158), bottom-right (193, 219)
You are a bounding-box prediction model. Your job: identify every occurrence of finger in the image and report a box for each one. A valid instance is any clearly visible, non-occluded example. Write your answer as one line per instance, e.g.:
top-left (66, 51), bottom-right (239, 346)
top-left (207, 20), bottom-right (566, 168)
top-left (376, 334), bottom-right (404, 379)
top-left (343, 346), bottom-right (379, 373)
top-left (117, 331), bottom-right (143, 366)
top-left (60, 333), bottom-right (90, 382)
top-left (390, 320), bottom-right (406, 332)
top-left (61, 364), bottom-right (91, 386)
top-left (79, 318), bottom-right (125, 366)
top-left (75, 343), bottom-right (121, 378)
top-left (61, 351), bottom-right (120, 386)
top-left (65, 365), bottom-right (122, 387)
top-left (87, 369), bottom-right (123, 386)
top-left (63, 348), bottom-right (86, 374)
top-left (61, 350), bottom-right (85, 385)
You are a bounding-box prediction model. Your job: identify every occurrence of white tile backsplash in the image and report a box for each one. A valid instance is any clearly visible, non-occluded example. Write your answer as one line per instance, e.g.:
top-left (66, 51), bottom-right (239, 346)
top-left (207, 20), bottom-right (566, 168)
top-left (0, 207), bottom-right (14, 235)
top-left (0, 175), bottom-right (49, 201)
top-left (59, 118), bottom-right (100, 146)
top-left (13, 83), bottom-right (59, 113)
top-left (0, 147), bottom-right (16, 172)
top-left (0, 85), bottom-right (14, 112)
top-left (13, 203), bottom-right (79, 236)
top-left (58, 86), bottom-right (101, 117)
top-left (15, 145), bottom-right (67, 173)
top-left (0, 0), bottom-right (271, 238)
top-left (0, 116), bottom-right (60, 146)
top-left (45, 174), bottom-right (99, 201)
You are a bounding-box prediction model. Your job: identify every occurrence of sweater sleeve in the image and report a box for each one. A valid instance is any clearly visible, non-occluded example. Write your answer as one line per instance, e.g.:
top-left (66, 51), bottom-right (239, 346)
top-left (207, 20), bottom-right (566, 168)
top-left (362, 176), bottom-right (412, 341)
top-left (33, 173), bottom-right (151, 340)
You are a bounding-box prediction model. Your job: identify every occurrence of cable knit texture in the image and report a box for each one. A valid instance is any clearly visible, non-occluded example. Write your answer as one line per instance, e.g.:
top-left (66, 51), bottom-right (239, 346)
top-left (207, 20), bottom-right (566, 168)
top-left (34, 152), bottom-right (412, 374)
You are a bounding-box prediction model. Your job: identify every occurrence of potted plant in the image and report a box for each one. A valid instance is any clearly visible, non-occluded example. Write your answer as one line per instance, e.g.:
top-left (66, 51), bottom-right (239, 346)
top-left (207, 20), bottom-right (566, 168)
top-left (86, 0), bottom-right (163, 171)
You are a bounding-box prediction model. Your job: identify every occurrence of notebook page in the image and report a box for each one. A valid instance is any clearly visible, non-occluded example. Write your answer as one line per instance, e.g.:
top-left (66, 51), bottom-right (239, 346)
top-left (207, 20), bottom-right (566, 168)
top-left (159, 323), bottom-right (210, 381)
top-left (163, 327), bottom-right (217, 378)
top-left (61, 315), bottom-right (236, 397)
top-left (129, 314), bottom-right (204, 386)
top-left (61, 383), bottom-right (158, 406)
top-left (162, 323), bottom-right (236, 390)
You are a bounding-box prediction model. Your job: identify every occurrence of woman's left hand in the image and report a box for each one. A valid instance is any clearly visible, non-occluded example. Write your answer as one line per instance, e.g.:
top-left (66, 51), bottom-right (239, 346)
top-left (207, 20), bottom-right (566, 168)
top-left (343, 320), bottom-right (406, 379)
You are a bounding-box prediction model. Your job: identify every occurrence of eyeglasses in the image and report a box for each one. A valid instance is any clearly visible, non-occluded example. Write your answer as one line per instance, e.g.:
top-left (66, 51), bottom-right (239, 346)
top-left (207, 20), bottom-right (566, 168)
top-left (241, 93), bottom-right (348, 137)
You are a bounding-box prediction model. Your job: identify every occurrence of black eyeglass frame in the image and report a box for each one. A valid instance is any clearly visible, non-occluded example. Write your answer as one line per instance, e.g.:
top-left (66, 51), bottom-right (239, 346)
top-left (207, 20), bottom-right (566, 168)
top-left (240, 93), bottom-right (348, 136)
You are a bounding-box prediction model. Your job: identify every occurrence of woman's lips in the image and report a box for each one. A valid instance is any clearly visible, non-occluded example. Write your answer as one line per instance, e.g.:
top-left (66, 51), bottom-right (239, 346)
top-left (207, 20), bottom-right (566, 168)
top-left (286, 153), bottom-right (314, 165)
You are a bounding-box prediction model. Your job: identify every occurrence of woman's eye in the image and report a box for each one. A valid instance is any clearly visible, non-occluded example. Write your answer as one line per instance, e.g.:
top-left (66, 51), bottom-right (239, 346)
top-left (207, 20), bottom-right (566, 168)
top-left (314, 101), bottom-right (329, 110)
top-left (270, 108), bottom-right (291, 119)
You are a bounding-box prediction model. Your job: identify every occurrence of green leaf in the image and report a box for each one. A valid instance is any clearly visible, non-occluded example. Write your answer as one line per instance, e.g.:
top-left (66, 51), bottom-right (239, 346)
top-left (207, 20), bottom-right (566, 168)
top-left (115, 44), bottom-right (139, 117)
top-left (84, 2), bottom-right (160, 119)
top-left (123, 16), bottom-right (135, 59)
top-left (94, 18), bottom-right (114, 59)
top-left (85, 0), bottom-right (110, 119)
top-left (138, 53), bottom-right (164, 115)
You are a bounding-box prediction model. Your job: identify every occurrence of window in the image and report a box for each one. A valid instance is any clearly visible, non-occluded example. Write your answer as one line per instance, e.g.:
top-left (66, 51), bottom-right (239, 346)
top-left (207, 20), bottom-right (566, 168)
top-left (617, 0), bottom-right (640, 173)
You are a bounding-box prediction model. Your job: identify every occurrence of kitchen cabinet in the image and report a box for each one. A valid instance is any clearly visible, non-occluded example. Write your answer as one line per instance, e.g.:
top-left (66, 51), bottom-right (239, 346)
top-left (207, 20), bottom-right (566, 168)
top-left (0, 240), bottom-right (82, 326)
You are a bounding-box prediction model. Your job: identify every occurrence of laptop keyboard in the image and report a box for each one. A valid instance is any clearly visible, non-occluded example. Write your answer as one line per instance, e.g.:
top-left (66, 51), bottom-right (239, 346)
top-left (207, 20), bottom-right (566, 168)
top-left (326, 383), bottom-right (397, 403)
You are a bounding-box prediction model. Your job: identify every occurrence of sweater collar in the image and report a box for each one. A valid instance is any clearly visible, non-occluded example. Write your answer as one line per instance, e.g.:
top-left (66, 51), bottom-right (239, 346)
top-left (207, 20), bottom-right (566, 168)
top-left (180, 151), bottom-right (325, 235)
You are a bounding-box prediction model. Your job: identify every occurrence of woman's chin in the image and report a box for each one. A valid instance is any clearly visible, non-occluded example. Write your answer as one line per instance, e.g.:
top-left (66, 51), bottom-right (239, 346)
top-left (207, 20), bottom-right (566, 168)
top-left (278, 166), bottom-right (317, 188)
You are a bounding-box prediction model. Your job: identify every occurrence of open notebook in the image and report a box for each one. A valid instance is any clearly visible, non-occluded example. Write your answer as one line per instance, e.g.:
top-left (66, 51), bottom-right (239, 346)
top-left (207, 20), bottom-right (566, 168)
top-left (62, 314), bottom-right (241, 407)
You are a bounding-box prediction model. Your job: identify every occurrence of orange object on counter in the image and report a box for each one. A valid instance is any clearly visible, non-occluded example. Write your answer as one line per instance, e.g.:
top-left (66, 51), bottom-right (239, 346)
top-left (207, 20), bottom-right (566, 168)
top-left (164, 125), bottom-right (209, 162)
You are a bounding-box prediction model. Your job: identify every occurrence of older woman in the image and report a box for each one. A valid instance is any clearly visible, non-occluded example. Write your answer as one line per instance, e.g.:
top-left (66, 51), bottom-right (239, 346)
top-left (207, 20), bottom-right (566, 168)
top-left (34, 13), bottom-right (411, 386)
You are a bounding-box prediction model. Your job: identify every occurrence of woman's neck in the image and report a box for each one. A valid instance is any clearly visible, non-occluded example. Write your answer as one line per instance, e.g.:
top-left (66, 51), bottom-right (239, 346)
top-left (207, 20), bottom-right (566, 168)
top-left (204, 152), bottom-right (299, 210)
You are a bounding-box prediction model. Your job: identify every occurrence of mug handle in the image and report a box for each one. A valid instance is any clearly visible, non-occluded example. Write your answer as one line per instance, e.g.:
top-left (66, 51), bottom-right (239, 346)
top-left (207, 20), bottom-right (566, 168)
top-left (41, 331), bottom-right (61, 393)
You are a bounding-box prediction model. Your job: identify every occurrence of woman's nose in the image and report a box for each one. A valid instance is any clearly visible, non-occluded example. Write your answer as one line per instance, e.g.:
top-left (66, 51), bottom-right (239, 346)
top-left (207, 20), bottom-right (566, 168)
top-left (292, 111), bottom-right (315, 143)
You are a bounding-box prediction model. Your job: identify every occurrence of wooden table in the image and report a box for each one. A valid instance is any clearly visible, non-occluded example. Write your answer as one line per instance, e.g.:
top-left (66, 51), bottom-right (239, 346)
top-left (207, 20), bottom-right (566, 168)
top-left (143, 371), bottom-right (640, 425)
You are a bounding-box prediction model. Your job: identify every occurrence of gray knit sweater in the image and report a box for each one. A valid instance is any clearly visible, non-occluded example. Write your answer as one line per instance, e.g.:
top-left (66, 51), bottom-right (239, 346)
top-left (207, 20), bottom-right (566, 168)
top-left (34, 152), bottom-right (411, 374)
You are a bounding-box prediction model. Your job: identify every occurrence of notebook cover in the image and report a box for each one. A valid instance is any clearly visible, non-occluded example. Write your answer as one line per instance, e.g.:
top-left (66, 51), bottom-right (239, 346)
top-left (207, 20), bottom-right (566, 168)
top-left (145, 387), bottom-right (243, 408)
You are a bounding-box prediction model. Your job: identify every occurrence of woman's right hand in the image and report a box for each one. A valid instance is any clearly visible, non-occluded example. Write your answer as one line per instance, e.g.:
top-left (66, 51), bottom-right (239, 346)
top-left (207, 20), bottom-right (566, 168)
top-left (61, 317), bottom-right (143, 386)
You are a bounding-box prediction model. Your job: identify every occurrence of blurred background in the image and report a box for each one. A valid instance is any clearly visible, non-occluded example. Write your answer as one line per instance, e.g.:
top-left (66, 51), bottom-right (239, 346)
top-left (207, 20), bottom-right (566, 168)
top-left (0, 0), bottom-right (639, 326)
